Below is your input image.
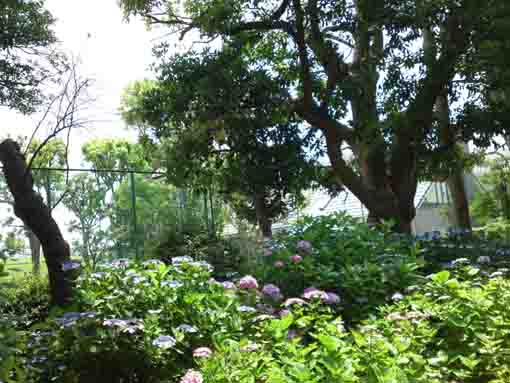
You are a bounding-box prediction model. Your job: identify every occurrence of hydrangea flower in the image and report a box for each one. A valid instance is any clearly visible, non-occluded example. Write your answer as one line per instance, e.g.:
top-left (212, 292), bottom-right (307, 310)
top-left (177, 324), bottom-right (198, 333)
top-left (153, 335), bottom-right (177, 349)
top-left (283, 298), bottom-right (306, 307)
top-left (256, 303), bottom-right (276, 315)
top-left (274, 260), bottom-right (284, 268)
top-left (290, 254), bottom-right (302, 263)
top-left (222, 281), bottom-right (236, 290)
top-left (110, 258), bottom-right (130, 269)
top-left (91, 272), bottom-right (107, 279)
top-left (296, 240), bottom-right (313, 255)
top-left (240, 342), bottom-right (260, 353)
top-left (391, 292), bottom-right (404, 302)
top-left (452, 258), bottom-right (470, 266)
top-left (477, 256), bottom-right (491, 264)
top-left (171, 256), bottom-right (193, 265)
top-left (279, 309), bottom-right (292, 317)
top-left (142, 259), bottom-right (163, 267)
top-left (239, 275), bottom-right (258, 289)
top-left (263, 249), bottom-right (273, 257)
top-left (238, 305), bottom-right (256, 313)
top-left (303, 287), bottom-right (328, 300)
top-left (103, 319), bottom-right (144, 334)
top-left (180, 369), bottom-right (203, 383)
top-left (161, 280), bottom-right (183, 288)
top-left (190, 261), bottom-right (213, 272)
top-left (324, 292), bottom-right (341, 305)
top-left (193, 347), bottom-right (212, 358)
top-left (262, 284), bottom-right (282, 299)
top-left (62, 260), bottom-right (81, 272)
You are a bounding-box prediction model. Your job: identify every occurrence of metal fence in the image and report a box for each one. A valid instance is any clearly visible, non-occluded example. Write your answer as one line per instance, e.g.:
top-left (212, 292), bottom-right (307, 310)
top-left (0, 166), bottom-right (223, 267)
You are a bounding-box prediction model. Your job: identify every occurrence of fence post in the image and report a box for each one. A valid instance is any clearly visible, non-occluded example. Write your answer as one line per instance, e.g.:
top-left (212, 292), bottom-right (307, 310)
top-left (130, 171), bottom-right (140, 260)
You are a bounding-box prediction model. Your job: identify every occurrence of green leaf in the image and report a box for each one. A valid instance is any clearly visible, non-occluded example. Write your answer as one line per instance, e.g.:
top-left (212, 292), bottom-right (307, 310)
top-left (431, 271), bottom-right (450, 284)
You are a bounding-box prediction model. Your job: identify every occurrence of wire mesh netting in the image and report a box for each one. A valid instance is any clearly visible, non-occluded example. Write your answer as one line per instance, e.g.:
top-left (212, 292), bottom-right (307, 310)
top-left (0, 166), bottom-right (224, 269)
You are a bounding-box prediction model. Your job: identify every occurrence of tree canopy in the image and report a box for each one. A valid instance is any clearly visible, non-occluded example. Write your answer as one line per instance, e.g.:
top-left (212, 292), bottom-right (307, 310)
top-left (0, 0), bottom-right (61, 113)
top-left (120, 0), bottom-right (510, 232)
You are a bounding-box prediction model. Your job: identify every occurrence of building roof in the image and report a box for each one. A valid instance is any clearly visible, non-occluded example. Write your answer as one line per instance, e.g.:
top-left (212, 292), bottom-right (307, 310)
top-left (224, 182), bottom-right (436, 235)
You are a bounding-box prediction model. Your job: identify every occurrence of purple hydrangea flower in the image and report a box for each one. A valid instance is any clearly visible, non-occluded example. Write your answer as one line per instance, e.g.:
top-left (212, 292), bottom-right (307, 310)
top-left (222, 281), bottom-right (237, 290)
top-left (262, 284), bottom-right (282, 299)
top-left (324, 292), bottom-right (341, 305)
top-left (62, 260), bottom-right (81, 272)
top-left (302, 287), bottom-right (328, 300)
top-left (296, 240), bottom-right (313, 255)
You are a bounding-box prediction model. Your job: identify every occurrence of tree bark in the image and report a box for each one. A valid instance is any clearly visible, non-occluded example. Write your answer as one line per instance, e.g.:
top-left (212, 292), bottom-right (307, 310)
top-left (0, 139), bottom-right (73, 306)
top-left (436, 89), bottom-right (472, 230)
top-left (27, 229), bottom-right (41, 275)
top-left (254, 192), bottom-right (273, 238)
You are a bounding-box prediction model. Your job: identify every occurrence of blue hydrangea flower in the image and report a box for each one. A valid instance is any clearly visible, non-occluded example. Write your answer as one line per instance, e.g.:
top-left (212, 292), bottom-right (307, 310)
top-left (153, 335), bottom-right (176, 349)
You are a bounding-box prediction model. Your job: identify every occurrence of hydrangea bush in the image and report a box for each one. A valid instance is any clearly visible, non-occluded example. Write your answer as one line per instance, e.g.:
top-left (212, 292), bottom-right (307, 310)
top-left (198, 265), bottom-right (510, 383)
top-left (255, 213), bottom-right (424, 322)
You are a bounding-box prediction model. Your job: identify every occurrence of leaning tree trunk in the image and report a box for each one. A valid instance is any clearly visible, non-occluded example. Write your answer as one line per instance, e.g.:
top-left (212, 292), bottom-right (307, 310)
top-left (27, 229), bottom-right (41, 275)
top-left (0, 139), bottom-right (72, 306)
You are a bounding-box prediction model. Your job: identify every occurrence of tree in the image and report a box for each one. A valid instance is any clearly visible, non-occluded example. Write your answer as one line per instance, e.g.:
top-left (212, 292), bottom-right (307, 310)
top-left (471, 155), bottom-right (510, 226)
top-left (80, 138), bottom-right (151, 257)
top-left (63, 174), bottom-right (109, 268)
top-left (0, 140), bottom-right (72, 305)
top-left (0, 0), bottom-right (63, 113)
top-left (0, 137), bottom-right (68, 274)
top-left (122, 61), bottom-right (318, 238)
top-left (120, 0), bottom-right (510, 233)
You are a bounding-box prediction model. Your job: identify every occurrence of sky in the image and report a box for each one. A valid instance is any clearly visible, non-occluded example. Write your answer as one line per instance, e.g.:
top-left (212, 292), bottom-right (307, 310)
top-left (0, 0), bottom-right (172, 245)
top-left (0, 0), bottom-right (166, 166)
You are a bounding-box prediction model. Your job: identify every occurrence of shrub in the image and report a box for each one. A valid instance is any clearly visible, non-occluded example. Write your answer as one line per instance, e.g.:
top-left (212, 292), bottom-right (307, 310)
top-left (254, 213), bottom-right (424, 323)
top-left (22, 258), bottom-right (260, 382)
top-left (197, 266), bottom-right (510, 383)
top-left (0, 276), bottom-right (50, 329)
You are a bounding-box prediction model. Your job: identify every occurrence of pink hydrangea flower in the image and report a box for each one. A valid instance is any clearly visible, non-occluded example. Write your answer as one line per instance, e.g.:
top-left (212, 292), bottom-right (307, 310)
top-left (239, 275), bottom-right (258, 289)
top-left (296, 240), bottom-right (313, 255)
top-left (283, 297), bottom-right (306, 307)
top-left (274, 260), bottom-right (284, 268)
top-left (180, 370), bottom-right (203, 383)
top-left (193, 347), bottom-right (212, 358)
top-left (324, 292), bottom-right (341, 305)
top-left (290, 254), bottom-right (302, 263)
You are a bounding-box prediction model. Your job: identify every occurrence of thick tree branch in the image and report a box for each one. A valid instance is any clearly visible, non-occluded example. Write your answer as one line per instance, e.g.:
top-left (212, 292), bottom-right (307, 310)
top-left (292, 0), bottom-right (313, 106)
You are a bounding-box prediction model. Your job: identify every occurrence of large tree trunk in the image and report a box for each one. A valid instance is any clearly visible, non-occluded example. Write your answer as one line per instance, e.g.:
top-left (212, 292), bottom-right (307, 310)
top-left (436, 88), bottom-right (472, 230)
top-left (0, 139), bottom-right (73, 306)
top-left (254, 192), bottom-right (273, 238)
top-left (27, 229), bottom-right (41, 275)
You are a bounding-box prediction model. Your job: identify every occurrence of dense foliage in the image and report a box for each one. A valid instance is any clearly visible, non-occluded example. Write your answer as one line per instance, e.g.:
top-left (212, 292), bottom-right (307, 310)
top-left (119, 0), bottom-right (510, 232)
top-left (0, 0), bottom-right (60, 113)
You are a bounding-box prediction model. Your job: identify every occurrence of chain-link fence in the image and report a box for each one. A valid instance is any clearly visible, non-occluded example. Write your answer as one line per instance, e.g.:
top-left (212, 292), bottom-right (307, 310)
top-left (0, 167), bottom-right (224, 270)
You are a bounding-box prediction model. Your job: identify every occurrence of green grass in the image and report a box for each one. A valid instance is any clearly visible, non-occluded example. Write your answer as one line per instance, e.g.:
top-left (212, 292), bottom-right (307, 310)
top-left (0, 257), bottom-right (48, 281)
